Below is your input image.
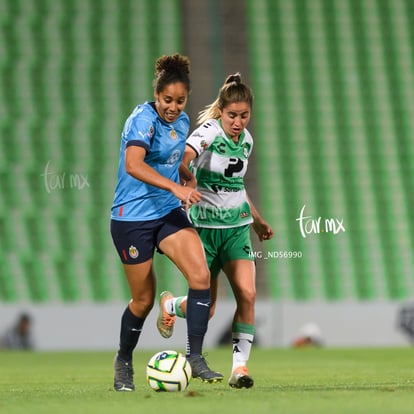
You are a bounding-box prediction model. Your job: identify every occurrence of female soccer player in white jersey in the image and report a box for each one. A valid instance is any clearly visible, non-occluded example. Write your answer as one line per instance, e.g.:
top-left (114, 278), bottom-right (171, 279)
top-left (110, 54), bottom-right (223, 391)
top-left (157, 73), bottom-right (274, 388)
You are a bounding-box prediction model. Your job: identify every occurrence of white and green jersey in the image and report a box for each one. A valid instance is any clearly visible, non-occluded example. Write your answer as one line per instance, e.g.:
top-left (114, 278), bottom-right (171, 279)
top-left (186, 119), bottom-right (253, 228)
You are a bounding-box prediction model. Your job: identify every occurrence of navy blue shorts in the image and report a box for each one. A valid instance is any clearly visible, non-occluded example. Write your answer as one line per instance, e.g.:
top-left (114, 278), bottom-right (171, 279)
top-left (110, 207), bottom-right (193, 264)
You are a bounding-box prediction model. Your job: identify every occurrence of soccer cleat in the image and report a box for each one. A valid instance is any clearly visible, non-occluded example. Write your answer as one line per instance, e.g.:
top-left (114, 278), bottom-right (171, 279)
top-left (156, 291), bottom-right (176, 339)
top-left (113, 355), bottom-right (135, 391)
top-left (228, 366), bottom-right (254, 389)
top-left (187, 354), bottom-right (224, 383)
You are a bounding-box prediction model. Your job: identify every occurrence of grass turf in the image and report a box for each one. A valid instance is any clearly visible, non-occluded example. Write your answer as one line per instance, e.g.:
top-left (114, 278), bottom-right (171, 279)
top-left (1, 347), bottom-right (414, 414)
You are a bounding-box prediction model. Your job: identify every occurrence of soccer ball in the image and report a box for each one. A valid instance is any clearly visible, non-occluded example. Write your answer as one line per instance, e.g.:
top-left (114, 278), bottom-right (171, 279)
top-left (146, 350), bottom-right (192, 392)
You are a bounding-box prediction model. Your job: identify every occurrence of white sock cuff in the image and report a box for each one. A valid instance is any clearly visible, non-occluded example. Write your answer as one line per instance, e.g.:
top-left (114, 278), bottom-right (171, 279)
top-left (233, 331), bottom-right (254, 342)
top-left (163, 298), bottom-right (175, 315)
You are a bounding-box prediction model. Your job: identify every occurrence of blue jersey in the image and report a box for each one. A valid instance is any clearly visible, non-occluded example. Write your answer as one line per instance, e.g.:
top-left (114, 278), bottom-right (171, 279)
top-left (111, 102), bottom-right (190, 221)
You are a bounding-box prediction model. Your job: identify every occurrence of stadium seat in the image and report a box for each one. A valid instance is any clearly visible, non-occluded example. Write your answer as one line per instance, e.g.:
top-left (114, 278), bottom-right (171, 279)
top-left (246, 0), bottom-right (414, 300)
top-left (0, 0), bottom-right (185, 303)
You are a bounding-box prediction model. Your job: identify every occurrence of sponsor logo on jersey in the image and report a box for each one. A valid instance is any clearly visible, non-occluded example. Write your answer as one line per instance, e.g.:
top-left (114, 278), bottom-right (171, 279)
top-left (165, 149), bottom-right (181, 166)
top-left (129, 245), bottom-right (139, 259)
top-left (210, 183), bottom-right (241, 193)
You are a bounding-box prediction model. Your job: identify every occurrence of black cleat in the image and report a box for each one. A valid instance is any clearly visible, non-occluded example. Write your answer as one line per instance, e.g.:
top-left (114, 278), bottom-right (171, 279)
top-left (187, 354), bottom-right (223, 383)
top-left (113, 355), bottom-right (135, 391)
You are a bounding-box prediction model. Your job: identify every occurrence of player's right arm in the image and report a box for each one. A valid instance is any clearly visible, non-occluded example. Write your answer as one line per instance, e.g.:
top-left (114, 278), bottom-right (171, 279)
top-left (125, 145), bottom-right (201, 205)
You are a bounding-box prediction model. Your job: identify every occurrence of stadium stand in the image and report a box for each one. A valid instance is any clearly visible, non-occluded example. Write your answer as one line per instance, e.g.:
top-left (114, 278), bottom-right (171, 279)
top-left (246, 0), bottom-right (414, 300)
top-left (0, 0), bottom-right (185, 302)
top-left (0, 0), bottom-right (413, 304)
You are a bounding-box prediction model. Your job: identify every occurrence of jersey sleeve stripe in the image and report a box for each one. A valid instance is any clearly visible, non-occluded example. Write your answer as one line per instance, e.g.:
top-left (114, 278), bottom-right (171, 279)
top-left (186, 142), bottom-right (200, 157)
top-left (126, 140), bottom-right (150, 153)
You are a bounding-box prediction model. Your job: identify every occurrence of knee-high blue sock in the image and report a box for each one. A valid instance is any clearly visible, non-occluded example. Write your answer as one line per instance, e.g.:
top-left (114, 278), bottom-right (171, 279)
top-left (185, 288), bottom-right (210, 357)
top-left (117, 305), bottom-right (145, 362)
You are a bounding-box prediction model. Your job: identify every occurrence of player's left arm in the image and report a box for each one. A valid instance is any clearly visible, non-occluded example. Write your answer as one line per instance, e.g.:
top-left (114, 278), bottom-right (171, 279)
top-left (247, 193), bottom-right (274, 241)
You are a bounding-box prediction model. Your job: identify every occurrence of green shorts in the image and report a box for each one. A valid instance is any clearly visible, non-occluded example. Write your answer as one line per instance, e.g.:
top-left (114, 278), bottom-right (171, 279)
top-left (196, 225), bottom-right (254, 279)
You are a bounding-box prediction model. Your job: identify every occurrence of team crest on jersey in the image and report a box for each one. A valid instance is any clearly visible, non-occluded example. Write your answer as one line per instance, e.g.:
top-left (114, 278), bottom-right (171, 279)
top-left (129, 245), bottom-right (139, 259)
top-left (170, 129), bottom-right (177, 140)
top-left (243, 143), bottom-right (250, 158)
top-left (200, 140), bottom-right (208, 151)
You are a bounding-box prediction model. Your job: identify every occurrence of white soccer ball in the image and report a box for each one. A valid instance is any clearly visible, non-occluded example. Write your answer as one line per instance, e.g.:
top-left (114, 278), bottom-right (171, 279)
top-left (146, 350), bottom-right (192, 392)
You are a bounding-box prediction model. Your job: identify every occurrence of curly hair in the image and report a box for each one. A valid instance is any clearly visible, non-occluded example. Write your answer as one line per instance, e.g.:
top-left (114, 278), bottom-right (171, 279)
top-left (153, 53), bottom-right (191, 94)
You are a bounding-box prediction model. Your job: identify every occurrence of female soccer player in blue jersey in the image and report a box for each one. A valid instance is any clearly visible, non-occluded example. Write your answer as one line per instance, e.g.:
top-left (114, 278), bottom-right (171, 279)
top-left (110, 54), bottom-right (222, 391)
top-left (156, 73), bottom-right (274, 389)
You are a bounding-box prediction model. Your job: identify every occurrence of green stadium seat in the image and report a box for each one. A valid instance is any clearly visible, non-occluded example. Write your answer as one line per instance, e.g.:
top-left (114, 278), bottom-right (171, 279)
top-left (0, 0), bottom-right (184, 303)
top-left (2, 0), bottom-right (412, 304)
top-left (246, 0), bottom-right (414, 301)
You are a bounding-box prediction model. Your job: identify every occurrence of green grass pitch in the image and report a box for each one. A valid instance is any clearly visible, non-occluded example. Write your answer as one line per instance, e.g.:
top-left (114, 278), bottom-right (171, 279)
top-left (1, 347), bottom-right (414, 414)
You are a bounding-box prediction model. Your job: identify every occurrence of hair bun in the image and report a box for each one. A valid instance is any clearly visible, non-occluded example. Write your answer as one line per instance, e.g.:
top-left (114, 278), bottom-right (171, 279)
top-left (224, 72), bottom-right (242, 85)
top-left (156, 53), bottom-right (190, 76)
top-left (153, 53), bottom-right (191, 93)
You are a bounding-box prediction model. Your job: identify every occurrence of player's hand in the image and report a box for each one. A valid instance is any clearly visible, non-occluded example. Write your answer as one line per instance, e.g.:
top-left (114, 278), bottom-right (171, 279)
top-left (252, 218), bottom-right (274, 242)
top-left (172, 184), bottom-right (201, 207)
